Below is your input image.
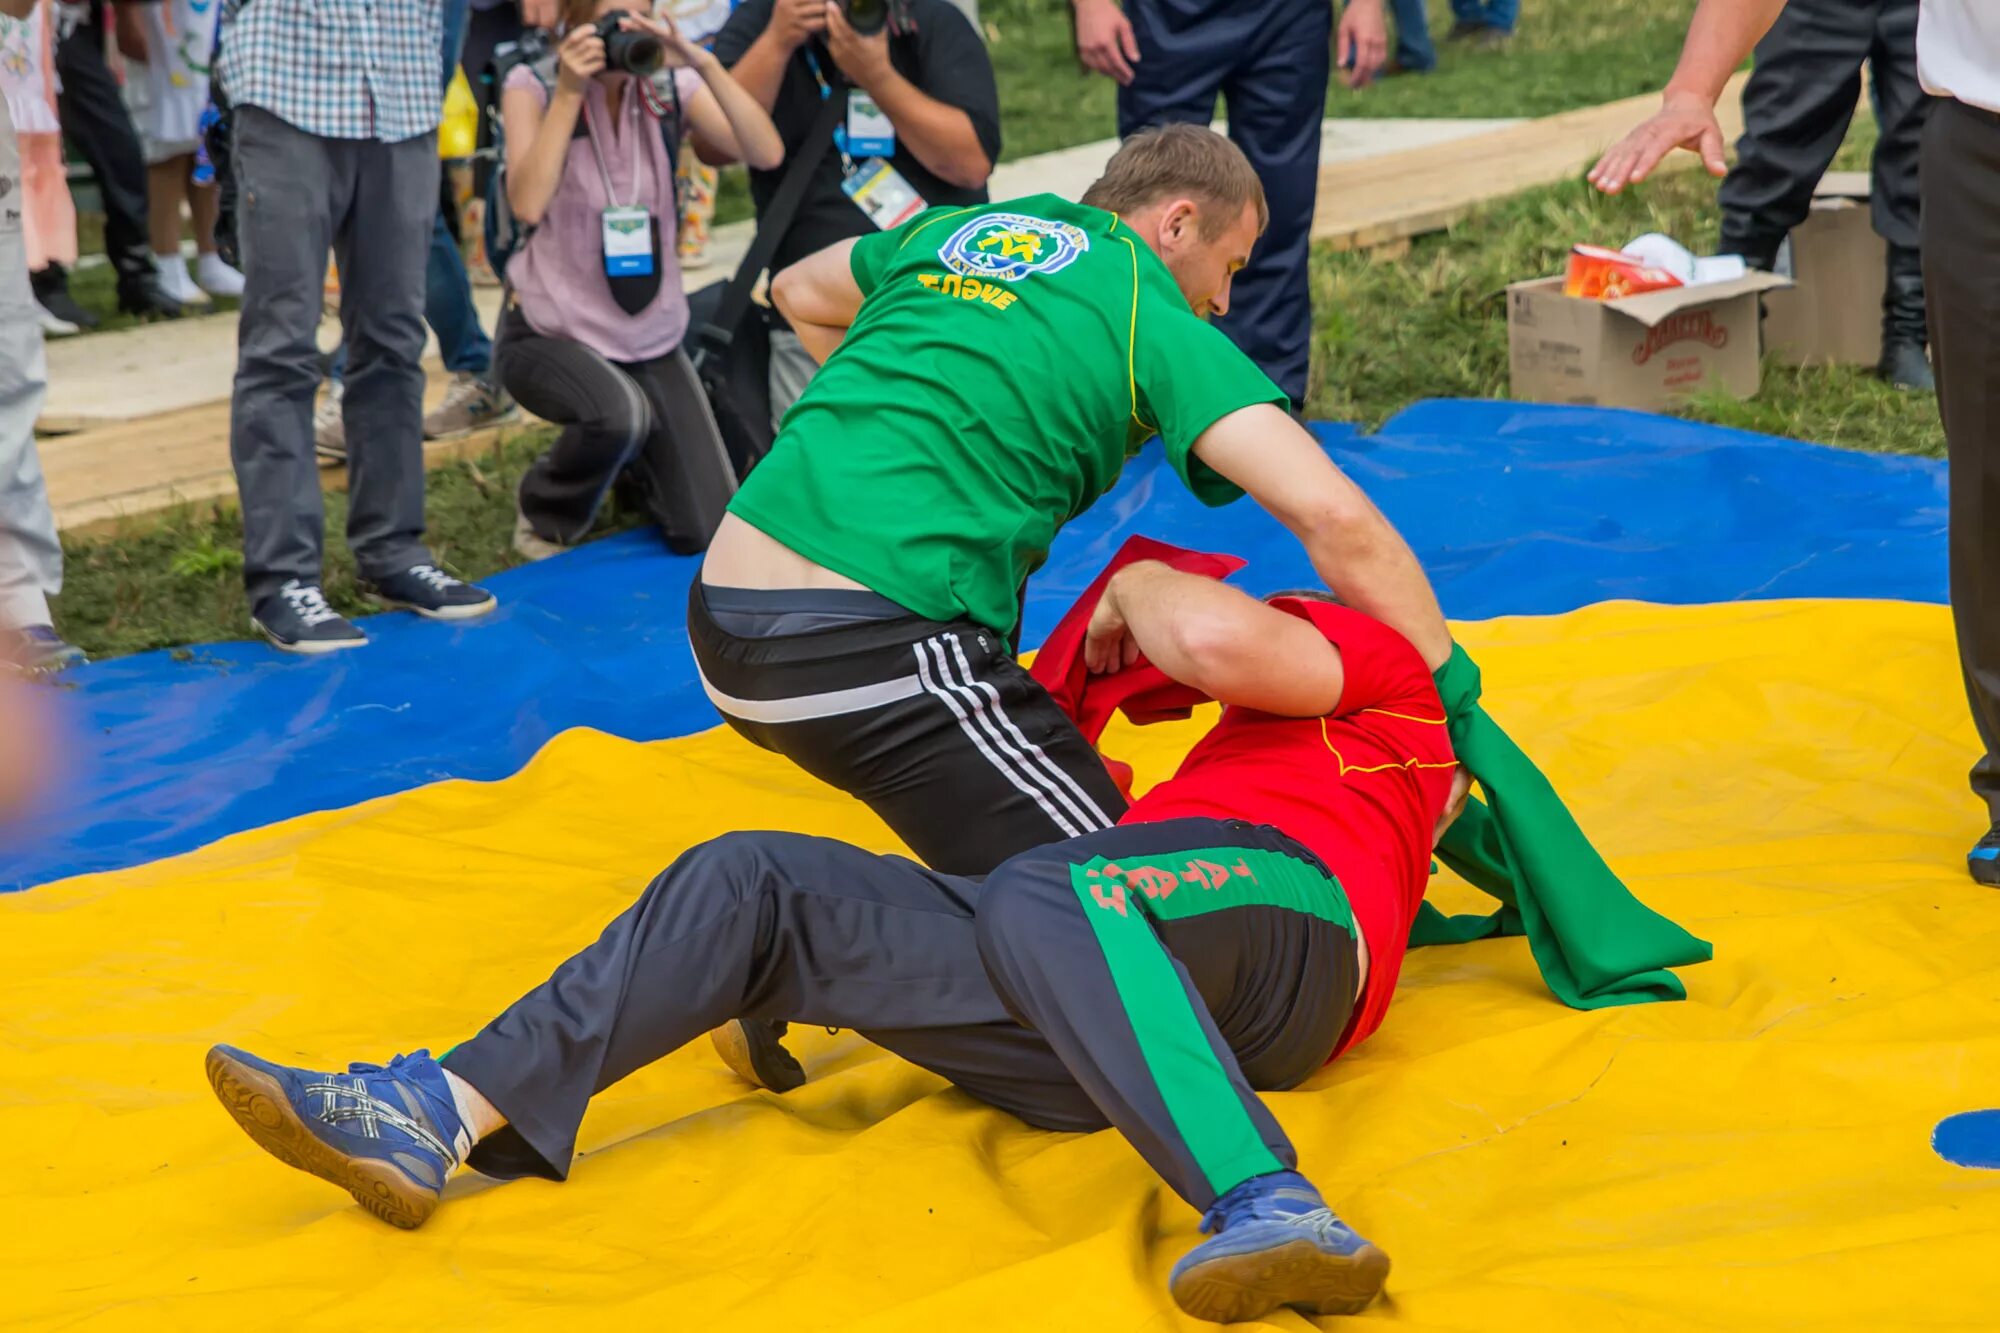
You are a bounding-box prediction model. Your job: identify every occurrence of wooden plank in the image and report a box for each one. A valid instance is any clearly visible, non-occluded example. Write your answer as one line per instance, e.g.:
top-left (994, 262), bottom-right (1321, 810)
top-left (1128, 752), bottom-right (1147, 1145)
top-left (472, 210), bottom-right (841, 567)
top-left (1315, 76), bottom-right (1750, 252)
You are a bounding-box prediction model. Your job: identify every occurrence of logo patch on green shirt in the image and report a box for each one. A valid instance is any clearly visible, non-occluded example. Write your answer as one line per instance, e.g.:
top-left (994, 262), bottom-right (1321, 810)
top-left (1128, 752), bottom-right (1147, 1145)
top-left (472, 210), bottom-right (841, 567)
top-left (940, 212), bottom-right (1090, 283)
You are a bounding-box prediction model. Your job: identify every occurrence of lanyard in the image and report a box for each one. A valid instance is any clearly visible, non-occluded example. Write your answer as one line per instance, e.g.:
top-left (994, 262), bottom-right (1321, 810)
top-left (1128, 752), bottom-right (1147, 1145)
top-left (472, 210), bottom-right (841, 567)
top-left (802, 47), bottom-right (833, 100)
top-left (581, 86), bottom-right (648, 211)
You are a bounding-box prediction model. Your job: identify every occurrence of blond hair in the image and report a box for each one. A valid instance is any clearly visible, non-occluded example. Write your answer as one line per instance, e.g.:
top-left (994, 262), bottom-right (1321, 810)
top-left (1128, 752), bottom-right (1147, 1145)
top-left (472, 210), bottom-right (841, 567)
top-left (1080, 124), bottom-right (1269, 239)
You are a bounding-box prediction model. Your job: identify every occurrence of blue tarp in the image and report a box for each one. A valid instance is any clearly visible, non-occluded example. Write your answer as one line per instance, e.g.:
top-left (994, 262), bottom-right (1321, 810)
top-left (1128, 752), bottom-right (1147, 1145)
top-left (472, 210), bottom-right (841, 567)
top-left (2, 401), bottom-right (1947, 891)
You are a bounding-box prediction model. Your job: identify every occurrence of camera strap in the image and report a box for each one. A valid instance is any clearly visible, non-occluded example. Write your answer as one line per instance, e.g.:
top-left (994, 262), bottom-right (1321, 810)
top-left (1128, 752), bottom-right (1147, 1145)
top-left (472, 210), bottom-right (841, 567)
top-left (696, 90), bottom-right (846, 355)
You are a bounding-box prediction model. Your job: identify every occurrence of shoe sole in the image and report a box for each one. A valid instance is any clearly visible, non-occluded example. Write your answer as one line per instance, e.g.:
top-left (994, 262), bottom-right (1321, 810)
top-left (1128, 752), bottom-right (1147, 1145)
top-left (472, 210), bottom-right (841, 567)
top-left (376, 594), bottom-right (499, 622)
top-left (710, 1020), bottom-right (807, 1093)
top-left (204, 1046), bottom-right (439, 1230)
top-left (1170, 1237), bottom-right (1391, 1323)
top-left (251, 618), bottom-right (367, 654)
top-left (425, 404), bottom-right (523, 442)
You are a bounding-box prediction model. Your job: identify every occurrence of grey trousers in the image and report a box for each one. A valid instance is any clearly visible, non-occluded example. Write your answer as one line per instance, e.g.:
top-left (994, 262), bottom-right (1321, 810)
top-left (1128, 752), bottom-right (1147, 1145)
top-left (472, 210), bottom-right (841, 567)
top-left (228, 106), bottom-right (439, 604)
top-left (1924, 97), bottom-right (2000, 820)
top-left (0, 96), bottom-right (60, 631)
top-left (766, 326), bottom-right (818, 431)
top-left (444, 819), bottom-right (1361, 1212)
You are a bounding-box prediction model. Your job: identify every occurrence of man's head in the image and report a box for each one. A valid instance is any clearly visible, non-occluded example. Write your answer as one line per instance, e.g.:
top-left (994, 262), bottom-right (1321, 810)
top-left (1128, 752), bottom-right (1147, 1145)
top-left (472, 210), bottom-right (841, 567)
top-left (1081, 125), bottom-right (1267, 320)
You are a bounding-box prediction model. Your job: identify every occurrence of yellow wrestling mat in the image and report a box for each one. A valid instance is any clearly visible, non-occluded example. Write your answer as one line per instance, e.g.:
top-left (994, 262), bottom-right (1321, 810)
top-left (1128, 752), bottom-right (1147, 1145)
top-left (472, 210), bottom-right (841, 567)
top-left (7, 597), bottom-right (2000, 1330)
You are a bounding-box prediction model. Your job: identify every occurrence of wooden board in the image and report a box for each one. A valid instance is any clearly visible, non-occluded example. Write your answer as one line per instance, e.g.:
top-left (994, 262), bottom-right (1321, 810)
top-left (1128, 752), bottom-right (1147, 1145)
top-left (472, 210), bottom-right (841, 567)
top-left (1311, 76), bottom-right (1750, 251)
top-left (43, 373), bottom-right (543, 537)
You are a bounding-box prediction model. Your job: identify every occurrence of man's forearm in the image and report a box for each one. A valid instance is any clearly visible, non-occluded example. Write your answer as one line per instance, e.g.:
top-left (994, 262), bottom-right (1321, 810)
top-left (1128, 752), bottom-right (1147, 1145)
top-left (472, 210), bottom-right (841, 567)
top-left (1663, 0), bottom-right (1789, 105)
top-left (0, 0), bottom-right (36, 21)
top-left (730, 25), bottom-right (797, 113)
top-left (865, 69), bottom-right (989, 190)
top-left (1300, 504), bottom-right (1453, 671)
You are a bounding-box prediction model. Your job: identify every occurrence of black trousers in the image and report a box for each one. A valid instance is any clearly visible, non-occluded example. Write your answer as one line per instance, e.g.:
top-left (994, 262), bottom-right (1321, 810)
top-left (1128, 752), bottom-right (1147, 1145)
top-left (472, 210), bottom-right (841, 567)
top-left (444, 819), bottom-right (1362, 1211)
top-left (1924, 97), bottom-right (2000, 820)
top-left (1717, 0), bottom-right (1928, 265)
top-left (686, 580), bottom-right (1130, 876)
top-left (495, 302), bottom-right (736, 551)
top-left (1117, 0), bottom-right (1329, 406)
top-left (54, 1), bottom-right (150, 282)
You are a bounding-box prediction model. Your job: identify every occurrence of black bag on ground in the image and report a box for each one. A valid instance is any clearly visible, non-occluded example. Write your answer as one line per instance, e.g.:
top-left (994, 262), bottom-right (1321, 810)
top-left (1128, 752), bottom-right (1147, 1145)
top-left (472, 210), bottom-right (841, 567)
top-left (684, 91), bottom-right (844, 481)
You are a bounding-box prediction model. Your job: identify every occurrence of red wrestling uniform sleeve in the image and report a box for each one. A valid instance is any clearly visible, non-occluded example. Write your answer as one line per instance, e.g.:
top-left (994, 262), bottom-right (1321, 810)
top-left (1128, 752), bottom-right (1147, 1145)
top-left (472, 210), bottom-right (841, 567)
top-left (1268, 599), bottom-right (1440, 719)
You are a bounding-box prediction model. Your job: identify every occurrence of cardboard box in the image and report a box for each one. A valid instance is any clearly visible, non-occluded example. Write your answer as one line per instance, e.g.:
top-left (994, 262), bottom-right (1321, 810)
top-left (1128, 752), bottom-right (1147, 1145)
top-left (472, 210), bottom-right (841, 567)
top-left (1761, 171), bottom-right (1885, 367)
top-left (1506, 269), bottom-right (1791, 411)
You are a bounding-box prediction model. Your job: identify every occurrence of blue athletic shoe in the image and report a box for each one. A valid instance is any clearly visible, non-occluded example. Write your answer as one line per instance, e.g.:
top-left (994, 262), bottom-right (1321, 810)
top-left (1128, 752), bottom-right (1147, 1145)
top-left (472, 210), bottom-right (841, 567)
top-left (205, 1044), bottom-right (467, 1229)
top-left (1970, 826), bottom-right (2000, 888)
top-left (1168, 1171), bottom-right (1391, 1323)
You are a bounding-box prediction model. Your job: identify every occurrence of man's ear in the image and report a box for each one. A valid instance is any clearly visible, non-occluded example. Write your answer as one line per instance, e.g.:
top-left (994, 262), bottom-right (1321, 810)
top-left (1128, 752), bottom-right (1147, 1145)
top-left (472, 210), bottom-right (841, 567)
top-left (1157, 198), bottom-right (1202, 256)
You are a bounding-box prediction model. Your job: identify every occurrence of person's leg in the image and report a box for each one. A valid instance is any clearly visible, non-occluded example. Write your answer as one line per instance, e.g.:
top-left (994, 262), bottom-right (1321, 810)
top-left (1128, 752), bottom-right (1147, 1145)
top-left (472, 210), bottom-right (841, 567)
top-left (442, 832), bottom-right (1005, 1180)
top-left (1715, 0), bottom-right (1868, 268)
top-left (1114, 0), bottom-right (1229, 140)
top-left (688, 587), bottom-right (1130, 876)
top-left (1923, 98), bottom-right (2000, 864)
top-left (625, 347), bottom-right (738, 553)
top-left (971, 818), bottom-right (1380, 1321)
top-left (496, 312), bottom-right (654, 545)
top-left (1478, 0), bottom-right (1518, 36)
top-left (335, 132), bottom-right (440, 585)
top-left (425, 209), bottom-right (492, 375)
top-left (0, 100), bottom-right (62, 642)
top-left (1217, 0), bottom-right (1332, 407)
top-left (228, 107), bottom-right (341, 609)
top-left (53, 1), bottom-right (165, 308)
top-left (1867, 0), bottom-right (1933, 388)
top-left (1387, 0), bottom-right (1436, 71)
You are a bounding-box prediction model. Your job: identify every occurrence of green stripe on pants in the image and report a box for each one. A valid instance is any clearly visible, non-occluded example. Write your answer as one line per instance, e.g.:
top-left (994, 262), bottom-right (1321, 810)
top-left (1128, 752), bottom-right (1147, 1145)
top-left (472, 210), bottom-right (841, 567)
top-left (1066, 844), bottom-right (1353, 1196)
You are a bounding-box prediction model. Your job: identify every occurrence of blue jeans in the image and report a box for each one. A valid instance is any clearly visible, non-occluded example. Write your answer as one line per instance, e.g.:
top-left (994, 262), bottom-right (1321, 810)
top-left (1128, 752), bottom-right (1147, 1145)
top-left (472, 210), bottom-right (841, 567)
top-left (329, 0), bottom-right (490, 383)
top-left (1449, 0), bottom-right (1517, 33)
top-left (1389, 0), bottom-right (1436, 70)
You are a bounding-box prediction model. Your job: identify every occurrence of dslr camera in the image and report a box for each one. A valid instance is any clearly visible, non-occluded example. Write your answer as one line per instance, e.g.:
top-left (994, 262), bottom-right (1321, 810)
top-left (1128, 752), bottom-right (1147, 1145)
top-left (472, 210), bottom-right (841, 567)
top-left (595, 12), bottom-right (665, 74)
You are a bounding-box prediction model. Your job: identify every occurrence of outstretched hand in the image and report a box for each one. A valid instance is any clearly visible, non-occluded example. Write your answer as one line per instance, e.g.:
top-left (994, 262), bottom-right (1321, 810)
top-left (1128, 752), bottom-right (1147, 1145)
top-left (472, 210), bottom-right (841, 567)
top-left (1587, 92), bottom-right (1729, 193)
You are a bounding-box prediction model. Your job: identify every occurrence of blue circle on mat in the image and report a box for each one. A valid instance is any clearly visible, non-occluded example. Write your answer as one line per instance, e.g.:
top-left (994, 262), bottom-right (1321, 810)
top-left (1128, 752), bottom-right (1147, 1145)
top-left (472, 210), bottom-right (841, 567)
top-left (1933, 1111), bottom-right (2000, 1168)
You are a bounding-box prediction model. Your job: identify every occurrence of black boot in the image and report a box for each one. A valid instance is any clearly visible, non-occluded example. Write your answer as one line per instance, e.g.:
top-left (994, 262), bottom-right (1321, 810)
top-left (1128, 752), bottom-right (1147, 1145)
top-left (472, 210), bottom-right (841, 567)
top-left (29, 262), bottom-right (99, 330)
top-left (1879, 244), bottom-right (1934, 392)
top-left (111, 244), bottom-right (186, 321)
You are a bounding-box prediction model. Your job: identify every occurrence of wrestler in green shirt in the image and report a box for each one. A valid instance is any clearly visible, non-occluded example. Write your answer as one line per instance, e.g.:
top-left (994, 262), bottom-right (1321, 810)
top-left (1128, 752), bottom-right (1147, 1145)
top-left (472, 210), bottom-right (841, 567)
top-left (729, 193), bottom-right (1286, 641)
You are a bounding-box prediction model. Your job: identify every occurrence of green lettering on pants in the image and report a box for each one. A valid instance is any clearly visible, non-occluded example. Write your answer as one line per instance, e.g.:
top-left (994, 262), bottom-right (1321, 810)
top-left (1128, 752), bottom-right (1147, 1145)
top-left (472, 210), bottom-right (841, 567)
top-left (1066, 844), bottom-right (1355, 1197)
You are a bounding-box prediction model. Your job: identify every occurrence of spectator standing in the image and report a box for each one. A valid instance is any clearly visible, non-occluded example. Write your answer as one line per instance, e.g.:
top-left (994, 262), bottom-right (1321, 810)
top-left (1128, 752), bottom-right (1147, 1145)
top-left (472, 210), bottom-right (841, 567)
top-left (1588, 0), bottom-right (2000, 883)
top-left (0, 1), bottom-right (82, 674)
top-left (1073, 0), bottom-right (1389, 412)
top-left (219, 0), bottom-right (498, 654)
top-left (1446, 0), bottom-right (1514, 47)
top-left (0, 0), bottom-right (82, 336)
top-left (1716, 0), bottom-right (1932, 390)
top-left (314, 0), bottom-right (518, 463)
top-left (121, 0), bottom-right (245, 308)
top-left (1388, 0), bottom-right (1435, 74)
top-left (51, 1), bottom-right (184, 320)
top-left (712, 0), bottom-right (999, 422)
top-left (495, 0), bottom-right (780, 558)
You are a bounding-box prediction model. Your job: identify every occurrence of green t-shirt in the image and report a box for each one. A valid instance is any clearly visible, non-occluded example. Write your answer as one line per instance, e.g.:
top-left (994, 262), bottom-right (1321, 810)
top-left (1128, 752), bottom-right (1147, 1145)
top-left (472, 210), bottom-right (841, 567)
top-left (728, 193), bottom-right (1287, 639)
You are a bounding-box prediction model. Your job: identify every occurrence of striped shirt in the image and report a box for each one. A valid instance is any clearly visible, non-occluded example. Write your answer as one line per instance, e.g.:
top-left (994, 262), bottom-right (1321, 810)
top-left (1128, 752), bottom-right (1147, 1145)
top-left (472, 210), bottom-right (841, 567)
top-left (217, 0), bottom-right (444, 142)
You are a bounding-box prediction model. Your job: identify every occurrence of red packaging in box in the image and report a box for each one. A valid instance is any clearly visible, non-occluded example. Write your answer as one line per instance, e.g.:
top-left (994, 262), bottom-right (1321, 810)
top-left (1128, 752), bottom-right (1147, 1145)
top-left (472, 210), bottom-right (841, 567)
top-left (1562, 244), bottom-right (1685, 301)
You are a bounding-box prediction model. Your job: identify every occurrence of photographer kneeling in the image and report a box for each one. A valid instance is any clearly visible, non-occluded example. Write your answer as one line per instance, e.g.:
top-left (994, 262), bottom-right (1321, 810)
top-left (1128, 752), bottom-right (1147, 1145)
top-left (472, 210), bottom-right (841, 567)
top-left (499, 0), bottom-right (783, 559)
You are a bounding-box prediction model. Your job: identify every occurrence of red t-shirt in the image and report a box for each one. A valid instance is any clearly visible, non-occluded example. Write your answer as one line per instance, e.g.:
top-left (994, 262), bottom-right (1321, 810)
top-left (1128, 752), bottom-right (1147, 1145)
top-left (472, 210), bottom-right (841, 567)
top-left (1119, 600), bottom-right (1458, 1057)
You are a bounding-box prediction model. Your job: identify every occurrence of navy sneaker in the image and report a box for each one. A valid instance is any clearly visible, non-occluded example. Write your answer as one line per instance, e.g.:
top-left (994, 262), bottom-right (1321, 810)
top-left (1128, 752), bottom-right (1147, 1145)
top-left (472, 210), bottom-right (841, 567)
top-left (1970, 826), bottom-right (2000, 887)
top-left (252, 580), bottom-right (367, 654)
top-left (1168, 1171), bottom-right (1391, 1323)
top-left (711, 1019), bottom-right (807, 1092)
top-left (2, 624), bottom-right (86, 675)
top-left (367, 563), bottom-right (497, 622)
top-left (206, 1044), bottom-right (467, 1229)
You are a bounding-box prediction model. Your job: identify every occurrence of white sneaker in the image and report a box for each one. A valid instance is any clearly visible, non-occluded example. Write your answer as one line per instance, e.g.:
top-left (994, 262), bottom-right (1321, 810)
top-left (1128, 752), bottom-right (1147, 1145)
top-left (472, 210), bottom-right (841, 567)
top-left (154, 253), bottom-right (212, 310)
top-left (35, 300), bottom-right (79, 337)
top-left (314, 381), bottom-right (346, 462)
top-left (194, 252), bottom-right (246, 299)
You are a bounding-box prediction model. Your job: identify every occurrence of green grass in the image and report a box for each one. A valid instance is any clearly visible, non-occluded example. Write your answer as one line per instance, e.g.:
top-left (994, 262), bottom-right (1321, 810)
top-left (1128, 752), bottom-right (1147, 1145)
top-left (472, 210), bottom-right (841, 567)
top-left (48, 0), bottom-right (1937, 659)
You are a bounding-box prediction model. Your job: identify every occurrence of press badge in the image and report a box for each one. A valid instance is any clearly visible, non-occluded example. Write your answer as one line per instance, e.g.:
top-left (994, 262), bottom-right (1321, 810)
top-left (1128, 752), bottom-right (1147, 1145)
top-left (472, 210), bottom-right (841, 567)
top-left (601, 206), bottom-right (655, 278)
top-left (846, 89), bottom-right (896, 157)
top-left (842, 157), bottom-right (926, 230)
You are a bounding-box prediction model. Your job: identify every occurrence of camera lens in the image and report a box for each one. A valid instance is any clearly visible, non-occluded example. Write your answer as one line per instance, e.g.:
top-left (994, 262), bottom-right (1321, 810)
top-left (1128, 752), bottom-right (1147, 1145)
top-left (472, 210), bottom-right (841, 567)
top-left (595, 14), bottom-right (664, 75)
top-left (841, 0), bottom-right (888, 36)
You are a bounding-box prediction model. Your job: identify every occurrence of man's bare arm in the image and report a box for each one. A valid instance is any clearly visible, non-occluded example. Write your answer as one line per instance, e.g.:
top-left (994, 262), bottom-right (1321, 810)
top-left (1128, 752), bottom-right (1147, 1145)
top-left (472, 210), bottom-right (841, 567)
top-left (768, 237), bottom-right (863, 363)
top-left (1086, 561), bottom-right (1347, 718)
top-left (1587, 0), bottom-right (1789, 193)
top-left (0, 0), bottom-right (37, 21)
top-left (1191, 404), bottom-right (1453, 671)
